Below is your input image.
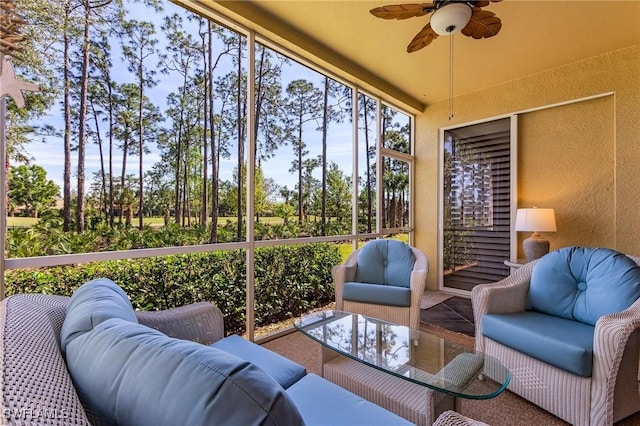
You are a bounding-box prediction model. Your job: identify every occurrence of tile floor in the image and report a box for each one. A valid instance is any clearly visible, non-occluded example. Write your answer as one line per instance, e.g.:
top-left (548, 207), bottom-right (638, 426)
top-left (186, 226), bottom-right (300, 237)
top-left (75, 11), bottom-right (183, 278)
top-left (419, 296), bottom-right (475, 337)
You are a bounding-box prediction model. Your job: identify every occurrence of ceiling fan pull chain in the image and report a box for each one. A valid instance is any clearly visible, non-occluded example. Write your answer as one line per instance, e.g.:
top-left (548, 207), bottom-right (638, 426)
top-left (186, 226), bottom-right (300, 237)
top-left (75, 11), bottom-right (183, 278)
top-left (448, 33), bottom-right (454, 120)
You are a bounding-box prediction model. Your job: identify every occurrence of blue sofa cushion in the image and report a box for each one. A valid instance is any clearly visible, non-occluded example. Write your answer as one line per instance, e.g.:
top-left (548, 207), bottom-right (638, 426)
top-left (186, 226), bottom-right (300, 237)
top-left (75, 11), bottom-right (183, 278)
top-left (342, 281), bottom-right (411, 307)
top-left (355, 239), bottom-right (415, 288)
top-left (529, 247), bottom-right (640, 325)
top-left (211, 334), bottom-right (307, 389)
top-left (65, 318), bottom-right (304, 426)
top-left (286, 373), bottom-right (413, 425)
top-left (60, 278), bottom-right (138, 354)
top-left (483, 311), bottom-right (595, 377)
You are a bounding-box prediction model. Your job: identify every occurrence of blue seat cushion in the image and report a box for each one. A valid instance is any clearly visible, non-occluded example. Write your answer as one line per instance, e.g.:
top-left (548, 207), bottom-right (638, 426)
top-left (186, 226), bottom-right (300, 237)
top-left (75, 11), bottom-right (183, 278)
top-left (65, 318), bottom-right (303, 426)
top-left (355, 239), bottom-right (415, 288)
top-left (211, 334), bottom-right (307, 389)
top-left (60, 278), bottom-right (138, 355)
top-left (286, 373), bottom-right (413, 425)
top-left (342, 281), bottom-right (411, 307)
top-left (483, 311), bottom-right (595, 377)
top-left (528, 247), bottom-right (640, 325)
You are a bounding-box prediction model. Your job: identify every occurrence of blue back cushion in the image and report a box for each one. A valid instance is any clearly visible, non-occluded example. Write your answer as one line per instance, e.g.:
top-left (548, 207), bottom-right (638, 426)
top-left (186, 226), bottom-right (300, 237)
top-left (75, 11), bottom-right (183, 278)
top-left (60, 278), bottom-right (138, 354)
top-left (355, 239), bottom-right (415, 288)
top-left (62, 278), bottom-right (304, 425)
top-left (528, 247), bottom-right (640, 325)
top-left (66, 319), bottom-right (303, 426)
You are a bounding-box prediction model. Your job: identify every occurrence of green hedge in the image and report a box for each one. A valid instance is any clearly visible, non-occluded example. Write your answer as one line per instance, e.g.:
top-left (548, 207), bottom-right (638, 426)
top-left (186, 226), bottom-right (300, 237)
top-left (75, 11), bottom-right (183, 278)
top-left (6, 243), bottom-right (341, 335)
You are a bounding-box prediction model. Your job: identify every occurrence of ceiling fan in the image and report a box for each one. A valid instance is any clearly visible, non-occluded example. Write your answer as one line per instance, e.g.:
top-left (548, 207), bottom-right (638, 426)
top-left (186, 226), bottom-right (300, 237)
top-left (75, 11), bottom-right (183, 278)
top-left (370, 0), bottom-right (502, 53)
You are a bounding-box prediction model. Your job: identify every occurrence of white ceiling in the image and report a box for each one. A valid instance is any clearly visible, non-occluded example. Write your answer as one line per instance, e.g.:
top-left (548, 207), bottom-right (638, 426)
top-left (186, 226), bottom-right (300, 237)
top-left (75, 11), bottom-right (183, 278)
top-left (206, 1), bottom-right (640, 110)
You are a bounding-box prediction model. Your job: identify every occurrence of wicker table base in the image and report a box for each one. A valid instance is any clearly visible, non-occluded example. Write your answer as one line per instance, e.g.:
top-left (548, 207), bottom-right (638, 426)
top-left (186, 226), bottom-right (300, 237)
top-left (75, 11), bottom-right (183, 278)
top-left (322, 351), bottom-right (454, 426)
top-left (296, 311), bottom-right (509, 425)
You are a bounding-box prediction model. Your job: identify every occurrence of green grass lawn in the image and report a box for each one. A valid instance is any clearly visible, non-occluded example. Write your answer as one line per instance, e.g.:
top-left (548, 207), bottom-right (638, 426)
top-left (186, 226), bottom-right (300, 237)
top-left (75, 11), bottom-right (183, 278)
top-left (6, 217), bottom-right (38, 227)
top-left (7, 216), bottom-right (407, 263)
top-left (335, 234), bottom-right (409, 262)
top-left (6, 216), bottom-right (288, 228)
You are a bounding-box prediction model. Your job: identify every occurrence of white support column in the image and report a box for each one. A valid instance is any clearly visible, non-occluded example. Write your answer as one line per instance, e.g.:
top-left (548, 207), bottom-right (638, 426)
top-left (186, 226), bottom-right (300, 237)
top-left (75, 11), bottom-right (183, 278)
top-left (509, 115), bottom-right (518, 262)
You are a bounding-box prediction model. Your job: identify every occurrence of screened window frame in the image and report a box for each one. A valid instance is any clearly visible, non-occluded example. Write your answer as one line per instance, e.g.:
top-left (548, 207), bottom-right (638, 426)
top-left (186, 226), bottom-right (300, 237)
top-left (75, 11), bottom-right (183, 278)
top-left (379, 102), bottom-right (415, 242)
top-left (0, 3), bottom-right (416, 341)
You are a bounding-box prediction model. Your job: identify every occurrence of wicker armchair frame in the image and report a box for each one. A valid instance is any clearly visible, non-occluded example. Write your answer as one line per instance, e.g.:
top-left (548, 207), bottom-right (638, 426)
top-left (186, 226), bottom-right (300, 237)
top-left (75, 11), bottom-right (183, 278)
top-left (472, 254), bottom-right (640, 426)
top-left (332, 243), bottom-right (429, 330)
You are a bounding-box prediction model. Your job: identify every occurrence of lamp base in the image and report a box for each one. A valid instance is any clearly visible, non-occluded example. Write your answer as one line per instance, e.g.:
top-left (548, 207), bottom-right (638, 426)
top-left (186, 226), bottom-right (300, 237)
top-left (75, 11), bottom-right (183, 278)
top-left (523, 232), bottom-right (550, 263)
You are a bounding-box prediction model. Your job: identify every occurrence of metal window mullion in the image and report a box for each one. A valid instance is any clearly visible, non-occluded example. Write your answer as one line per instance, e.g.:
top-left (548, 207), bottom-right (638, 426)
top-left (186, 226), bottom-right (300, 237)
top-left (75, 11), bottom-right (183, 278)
top-left (409, 115), bottom-right (415, 245)
top-left (245, 32), bottom-right (256, 341)
top-left (408, 159), bottom-right (415, 246)
top-left (352, 87), bottom-right (359, 250)
top-left (379, 147), bottom-right (413, 163)
top-left (376, 101), bottom-right (382, 236)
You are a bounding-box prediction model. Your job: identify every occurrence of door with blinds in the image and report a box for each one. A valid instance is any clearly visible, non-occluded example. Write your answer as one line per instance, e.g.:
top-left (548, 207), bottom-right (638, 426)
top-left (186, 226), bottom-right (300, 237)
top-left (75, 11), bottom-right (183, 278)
top-left (441, 118), bottom-right (513, 293)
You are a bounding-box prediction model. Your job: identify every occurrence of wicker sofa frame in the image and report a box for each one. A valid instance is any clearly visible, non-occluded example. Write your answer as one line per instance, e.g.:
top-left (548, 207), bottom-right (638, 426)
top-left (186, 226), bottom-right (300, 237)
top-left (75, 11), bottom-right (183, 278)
top-left (1, 291), bottom-right (492, 426)
top-left (0, 293), bottom-right (223, 425)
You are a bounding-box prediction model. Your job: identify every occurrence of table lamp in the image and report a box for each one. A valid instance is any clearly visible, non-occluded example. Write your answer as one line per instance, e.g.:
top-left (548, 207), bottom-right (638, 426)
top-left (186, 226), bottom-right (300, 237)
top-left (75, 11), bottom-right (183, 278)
top-left (515, 208), bottom-right (557, 262)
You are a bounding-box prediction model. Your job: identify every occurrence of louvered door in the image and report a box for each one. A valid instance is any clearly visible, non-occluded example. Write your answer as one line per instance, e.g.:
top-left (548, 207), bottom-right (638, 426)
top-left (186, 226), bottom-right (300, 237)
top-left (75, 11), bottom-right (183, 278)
top-left (442, 118), bottom-right (512, 292)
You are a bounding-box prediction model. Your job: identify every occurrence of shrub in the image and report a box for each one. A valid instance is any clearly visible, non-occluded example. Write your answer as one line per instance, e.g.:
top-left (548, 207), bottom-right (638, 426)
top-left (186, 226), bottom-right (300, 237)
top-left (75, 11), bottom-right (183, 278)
top-left (6, 243), bottom-right (340, 335)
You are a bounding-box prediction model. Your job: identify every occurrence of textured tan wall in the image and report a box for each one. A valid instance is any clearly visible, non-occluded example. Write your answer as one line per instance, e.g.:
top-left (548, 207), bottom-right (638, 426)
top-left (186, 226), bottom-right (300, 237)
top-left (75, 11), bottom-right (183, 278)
top-left (518, 97), bottom-right (615, 255)
top-left (415, 45), bottom-right (640, 290)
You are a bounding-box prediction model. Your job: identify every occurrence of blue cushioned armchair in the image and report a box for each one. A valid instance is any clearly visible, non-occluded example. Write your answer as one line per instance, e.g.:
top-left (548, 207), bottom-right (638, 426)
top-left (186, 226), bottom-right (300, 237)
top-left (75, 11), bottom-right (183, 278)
top-left (332, 239), bottom-right (428, 330)
top-left (472, 247), bottom-right (640, 426)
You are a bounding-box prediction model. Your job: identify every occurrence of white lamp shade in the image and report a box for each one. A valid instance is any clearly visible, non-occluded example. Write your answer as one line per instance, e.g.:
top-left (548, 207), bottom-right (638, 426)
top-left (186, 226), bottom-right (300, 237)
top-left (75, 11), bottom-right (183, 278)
top-left (515, 208), bottom-right (557, 233)
top-left (430, 3), bottom-right (472, 35)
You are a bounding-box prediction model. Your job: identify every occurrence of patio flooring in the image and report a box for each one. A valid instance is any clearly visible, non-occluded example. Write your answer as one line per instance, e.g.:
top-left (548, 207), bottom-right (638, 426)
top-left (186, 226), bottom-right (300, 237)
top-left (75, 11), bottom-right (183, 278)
top-left (419, 296), bottom-right (475, 337)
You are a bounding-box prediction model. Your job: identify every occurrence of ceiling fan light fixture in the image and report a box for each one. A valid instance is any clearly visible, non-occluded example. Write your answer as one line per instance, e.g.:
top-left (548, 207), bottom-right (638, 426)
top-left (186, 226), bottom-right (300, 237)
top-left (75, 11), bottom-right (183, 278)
top-left (430, 3), bottom-right (472, 35)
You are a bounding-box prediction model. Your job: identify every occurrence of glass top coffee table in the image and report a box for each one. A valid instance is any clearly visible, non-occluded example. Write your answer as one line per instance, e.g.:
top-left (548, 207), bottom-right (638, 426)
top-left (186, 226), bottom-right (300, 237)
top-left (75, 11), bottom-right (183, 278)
top-left (294, 310), bottom-right (511, 400)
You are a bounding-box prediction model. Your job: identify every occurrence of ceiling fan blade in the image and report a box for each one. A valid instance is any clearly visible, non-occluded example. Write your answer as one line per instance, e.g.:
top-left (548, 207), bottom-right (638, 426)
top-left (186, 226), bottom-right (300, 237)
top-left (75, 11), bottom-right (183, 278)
top-left (407, 23), bottom-right (439, 53)
top-left (370, 3), bottom-right (436, 20)
top-left (461, 8), bottom-right (502, 39)
top-left (468, 0), bottom-right (502, 7)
